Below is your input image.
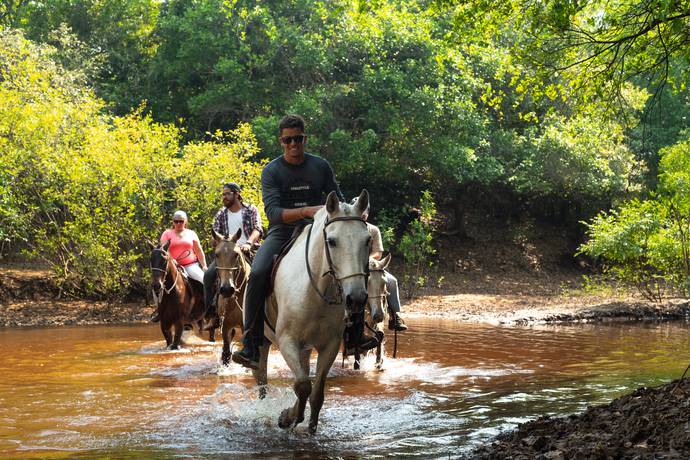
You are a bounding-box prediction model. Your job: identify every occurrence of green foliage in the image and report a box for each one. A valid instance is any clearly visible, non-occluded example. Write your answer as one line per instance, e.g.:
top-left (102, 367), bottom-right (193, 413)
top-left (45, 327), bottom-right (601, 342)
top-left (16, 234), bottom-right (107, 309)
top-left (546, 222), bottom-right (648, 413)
top-left (0, 30), bottom-right (264, 298)
top-left (15, 0), bottom-right (160, 112)
top-left (508, 114), bottom-right (638, 201)
top-left (579, 133), bottom-right (690, 300)
top-left (172, 125), bottom-right (266, 248)
top-left (398, 191), bottom-right (437, 296)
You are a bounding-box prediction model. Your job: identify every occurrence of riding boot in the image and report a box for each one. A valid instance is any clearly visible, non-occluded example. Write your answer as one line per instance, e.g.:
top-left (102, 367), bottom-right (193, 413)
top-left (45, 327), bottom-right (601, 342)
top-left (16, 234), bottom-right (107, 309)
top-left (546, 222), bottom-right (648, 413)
top-left (231, 335), bottom-right (260, 370)
top-left (388, 311), bottom-right (408, 331)
top-left (344, 334), bottom-right (379, 356)
top-left (150, 311), bottom-right (160, 323)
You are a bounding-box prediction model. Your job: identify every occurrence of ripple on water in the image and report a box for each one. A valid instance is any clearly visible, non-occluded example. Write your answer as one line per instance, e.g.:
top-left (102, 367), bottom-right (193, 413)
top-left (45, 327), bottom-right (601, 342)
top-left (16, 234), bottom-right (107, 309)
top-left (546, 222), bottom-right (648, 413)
top-left (139, 385), bottom-right (468, 457)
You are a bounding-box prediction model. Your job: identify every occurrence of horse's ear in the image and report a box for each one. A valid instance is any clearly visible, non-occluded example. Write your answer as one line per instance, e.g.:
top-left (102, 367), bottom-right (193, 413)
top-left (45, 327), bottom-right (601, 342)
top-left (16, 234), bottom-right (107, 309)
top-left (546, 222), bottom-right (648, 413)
top-left (325, 191), bottom-right (340, 214)
top-left (212, 229), bottom-right (223, 243)
top-left (380, 253), bottom-right (392, 270)
top-left (353, 189), bottom-right (369, 216)
top-left (162, 240), bottom-right (171, 252)
top-left (231, 228), bottom-right (242, 243)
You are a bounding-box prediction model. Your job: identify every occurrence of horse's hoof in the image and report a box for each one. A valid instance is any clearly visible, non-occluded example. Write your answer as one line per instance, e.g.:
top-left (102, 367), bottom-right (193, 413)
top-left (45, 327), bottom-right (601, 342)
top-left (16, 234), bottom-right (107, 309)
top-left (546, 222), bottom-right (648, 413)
top-left (278, 409), bottom-right (292, 429)
top-left (221, 352), bottom-right (230, 366)
top-left (308, 421), bottom-right (318, 434)
top-left (169, 344), bottom-right (179, 350)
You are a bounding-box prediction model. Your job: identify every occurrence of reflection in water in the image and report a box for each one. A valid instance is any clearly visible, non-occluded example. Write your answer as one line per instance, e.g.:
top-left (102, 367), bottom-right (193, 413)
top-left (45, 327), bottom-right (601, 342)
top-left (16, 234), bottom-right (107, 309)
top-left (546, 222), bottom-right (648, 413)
top-left (0, 319), bottom-right (688, 458)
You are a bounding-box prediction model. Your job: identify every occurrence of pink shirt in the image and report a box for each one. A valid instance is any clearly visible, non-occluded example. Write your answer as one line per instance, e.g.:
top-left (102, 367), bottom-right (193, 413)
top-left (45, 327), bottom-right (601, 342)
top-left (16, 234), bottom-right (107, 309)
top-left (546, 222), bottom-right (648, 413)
top-left (160, 229), bottom-right (200, 266)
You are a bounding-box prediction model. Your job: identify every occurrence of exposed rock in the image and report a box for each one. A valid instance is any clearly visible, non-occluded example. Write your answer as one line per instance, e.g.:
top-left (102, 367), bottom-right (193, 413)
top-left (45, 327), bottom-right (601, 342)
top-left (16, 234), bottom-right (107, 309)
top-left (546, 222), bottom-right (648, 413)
top-left (468, 377), bottom-right (690, 459)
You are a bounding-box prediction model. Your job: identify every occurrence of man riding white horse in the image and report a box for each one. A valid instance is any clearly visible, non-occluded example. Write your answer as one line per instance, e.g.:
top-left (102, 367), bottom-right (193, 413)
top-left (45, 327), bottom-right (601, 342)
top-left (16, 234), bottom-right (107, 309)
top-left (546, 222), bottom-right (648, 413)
top-left (232, 114), bottom-right (345, 369)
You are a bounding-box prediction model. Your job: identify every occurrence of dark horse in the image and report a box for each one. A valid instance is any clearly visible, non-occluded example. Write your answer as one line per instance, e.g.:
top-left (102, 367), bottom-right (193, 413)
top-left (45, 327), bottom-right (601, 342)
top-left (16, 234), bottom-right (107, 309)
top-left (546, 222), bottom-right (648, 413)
top-left (149, 241), bottom-right (212, 349)
top-left (211, 229), bottom-right (250, 365)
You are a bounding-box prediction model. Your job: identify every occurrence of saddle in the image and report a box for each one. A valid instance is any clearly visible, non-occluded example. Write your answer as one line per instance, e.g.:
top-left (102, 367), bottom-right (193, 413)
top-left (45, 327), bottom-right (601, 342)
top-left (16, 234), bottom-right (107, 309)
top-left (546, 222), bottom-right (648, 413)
top-left (268, 222), bottom-right (308, 296)
top-left (177, 263), bottom-right (204, 298)
top-left (262, 223), bottom-right (309, 340)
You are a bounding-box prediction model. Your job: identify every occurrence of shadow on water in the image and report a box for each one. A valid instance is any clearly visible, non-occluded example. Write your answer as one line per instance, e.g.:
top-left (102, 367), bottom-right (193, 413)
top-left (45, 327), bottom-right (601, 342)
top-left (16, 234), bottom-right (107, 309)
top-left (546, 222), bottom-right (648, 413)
top-left (0, 319), bottom-right (688, 458)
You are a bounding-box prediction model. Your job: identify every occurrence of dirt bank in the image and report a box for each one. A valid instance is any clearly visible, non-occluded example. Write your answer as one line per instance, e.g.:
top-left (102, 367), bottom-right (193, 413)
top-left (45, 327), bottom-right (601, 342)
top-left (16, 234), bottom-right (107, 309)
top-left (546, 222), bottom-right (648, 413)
top-left (468, 375), bottom-right (690, 459)
top-left (2, 262), bottom-right (688, 327)
top-left (0, 264), bottom-right (153, 327)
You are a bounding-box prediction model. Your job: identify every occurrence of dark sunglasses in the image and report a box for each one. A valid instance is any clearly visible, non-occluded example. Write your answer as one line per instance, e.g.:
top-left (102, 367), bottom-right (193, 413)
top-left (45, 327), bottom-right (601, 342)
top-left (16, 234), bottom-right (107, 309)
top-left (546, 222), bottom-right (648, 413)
top-left (173, 220), bottom-right (185, 224)
top-left (280, 134), bottom-right (306, 145)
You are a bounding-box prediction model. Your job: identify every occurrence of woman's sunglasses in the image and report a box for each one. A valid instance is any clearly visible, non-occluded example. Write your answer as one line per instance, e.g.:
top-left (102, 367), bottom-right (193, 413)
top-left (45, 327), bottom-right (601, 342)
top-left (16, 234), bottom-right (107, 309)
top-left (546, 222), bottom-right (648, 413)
top-left (280, 134), bottom-right (306, 145)
top-left (173, 220), bottom-right (185, 224)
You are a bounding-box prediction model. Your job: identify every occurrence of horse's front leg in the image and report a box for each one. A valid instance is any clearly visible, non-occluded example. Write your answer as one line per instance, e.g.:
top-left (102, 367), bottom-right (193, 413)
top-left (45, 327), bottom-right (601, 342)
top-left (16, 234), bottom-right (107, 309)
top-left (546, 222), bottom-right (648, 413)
top-left (308, 338), bottom-right (341, 434)
top-left (300, 348), bottom-right (312, 376)
top-left (161, 321), bottom-right (172, 348)
top-left (277, 339), bottom-right (311, 429)
top-left (171, 320), bottom-right (184, 350)
top-left (221, 320), bottom-right (235, 366)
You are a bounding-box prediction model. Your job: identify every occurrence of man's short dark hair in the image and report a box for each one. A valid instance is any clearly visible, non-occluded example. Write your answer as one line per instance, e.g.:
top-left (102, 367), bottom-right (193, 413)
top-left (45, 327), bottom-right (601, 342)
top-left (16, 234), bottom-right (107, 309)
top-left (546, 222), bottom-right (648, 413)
top-left (279, 114), bottom-right (305, 133)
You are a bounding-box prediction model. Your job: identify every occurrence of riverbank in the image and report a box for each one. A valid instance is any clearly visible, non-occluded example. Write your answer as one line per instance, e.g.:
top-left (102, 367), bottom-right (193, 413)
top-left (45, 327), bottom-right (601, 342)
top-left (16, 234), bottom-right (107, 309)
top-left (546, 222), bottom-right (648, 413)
top-left (468, 375), bottom-right (690, 459)
top-left (1, 262), bottom-right (689, 327)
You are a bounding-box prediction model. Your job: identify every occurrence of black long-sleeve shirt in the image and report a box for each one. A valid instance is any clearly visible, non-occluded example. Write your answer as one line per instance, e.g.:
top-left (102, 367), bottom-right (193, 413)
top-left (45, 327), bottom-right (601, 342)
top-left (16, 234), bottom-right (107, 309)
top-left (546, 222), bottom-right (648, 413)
top-left (261, 153), bottom-right (344, 233)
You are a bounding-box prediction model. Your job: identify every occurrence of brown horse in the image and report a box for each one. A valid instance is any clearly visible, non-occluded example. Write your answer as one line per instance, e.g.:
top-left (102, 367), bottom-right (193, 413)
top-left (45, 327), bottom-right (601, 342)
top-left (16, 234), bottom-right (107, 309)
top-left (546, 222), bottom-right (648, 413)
top-left (211, 229), bottom-right (249, 365)
top-left (149, 241), bottom-right (208, 349)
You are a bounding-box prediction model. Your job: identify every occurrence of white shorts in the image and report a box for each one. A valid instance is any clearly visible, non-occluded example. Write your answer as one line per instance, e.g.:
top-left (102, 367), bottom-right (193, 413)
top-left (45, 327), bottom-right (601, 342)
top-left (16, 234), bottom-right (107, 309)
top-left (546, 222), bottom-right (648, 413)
top-left (182, 262), bottom-right (205, 283)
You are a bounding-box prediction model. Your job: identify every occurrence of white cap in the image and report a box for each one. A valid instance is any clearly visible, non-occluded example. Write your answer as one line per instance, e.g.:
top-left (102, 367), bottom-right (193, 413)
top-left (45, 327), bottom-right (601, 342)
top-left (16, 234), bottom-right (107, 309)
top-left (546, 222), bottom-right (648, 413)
top-left (172, 210), bottom-right (188, 221)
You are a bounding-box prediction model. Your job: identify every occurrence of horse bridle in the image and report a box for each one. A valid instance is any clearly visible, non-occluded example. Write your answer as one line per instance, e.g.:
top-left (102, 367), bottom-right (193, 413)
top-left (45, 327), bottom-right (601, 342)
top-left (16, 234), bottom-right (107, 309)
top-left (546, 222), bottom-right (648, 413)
top-left (367, 268), bottom-right (389, 304)
top-left (150, 247), bottom-right (181, 306)
top-left (305, 215), bottom-right (370, 305)
top-left (215, 245), bottom-right (248, 298)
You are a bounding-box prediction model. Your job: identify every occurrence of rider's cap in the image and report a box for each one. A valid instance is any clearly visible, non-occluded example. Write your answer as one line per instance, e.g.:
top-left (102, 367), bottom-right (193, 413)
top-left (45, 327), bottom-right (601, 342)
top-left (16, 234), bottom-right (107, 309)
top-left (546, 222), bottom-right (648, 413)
top-left (224, 182), bottom-right (241, 192)
top-left (172, 210), bottom-right (188, 221)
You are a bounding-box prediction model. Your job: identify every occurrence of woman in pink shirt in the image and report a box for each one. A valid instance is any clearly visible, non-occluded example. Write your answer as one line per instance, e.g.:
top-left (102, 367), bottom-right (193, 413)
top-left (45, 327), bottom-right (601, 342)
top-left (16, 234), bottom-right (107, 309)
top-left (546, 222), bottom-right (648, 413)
top-left (159, 210), bottom-right (207, 284)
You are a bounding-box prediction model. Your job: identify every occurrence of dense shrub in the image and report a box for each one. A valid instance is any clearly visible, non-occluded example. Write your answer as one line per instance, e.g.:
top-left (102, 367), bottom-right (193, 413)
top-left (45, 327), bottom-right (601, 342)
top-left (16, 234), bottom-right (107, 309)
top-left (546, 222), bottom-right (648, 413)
top-left (0, 30), bottom-right (264, 298)
top-left (579, 134), bottom-right (690, 300)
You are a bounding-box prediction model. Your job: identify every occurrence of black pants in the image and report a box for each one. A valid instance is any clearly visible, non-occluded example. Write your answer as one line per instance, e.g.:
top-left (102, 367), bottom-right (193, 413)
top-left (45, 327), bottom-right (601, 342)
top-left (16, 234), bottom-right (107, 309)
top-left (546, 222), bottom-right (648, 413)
top-left (242, 227), bottom-right (293, 348)
top-left (203, 260), bottom-right (217, 312)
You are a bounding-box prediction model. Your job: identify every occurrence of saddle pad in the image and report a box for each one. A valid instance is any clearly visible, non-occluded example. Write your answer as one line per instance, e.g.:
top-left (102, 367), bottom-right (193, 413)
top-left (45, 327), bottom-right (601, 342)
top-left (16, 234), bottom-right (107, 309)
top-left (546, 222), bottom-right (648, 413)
top-left (263, 296), bottom-right (278, 345)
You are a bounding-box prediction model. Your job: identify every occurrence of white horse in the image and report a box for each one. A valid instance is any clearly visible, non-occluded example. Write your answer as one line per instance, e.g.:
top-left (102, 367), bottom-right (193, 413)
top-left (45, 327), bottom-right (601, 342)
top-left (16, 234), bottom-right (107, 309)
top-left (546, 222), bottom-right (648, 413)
top-left (367, 254), bottom-right (391, 325)
top-left (257, 190), bottom-right (371, 433)
top-left (344, 254), bottom-right (392, 368)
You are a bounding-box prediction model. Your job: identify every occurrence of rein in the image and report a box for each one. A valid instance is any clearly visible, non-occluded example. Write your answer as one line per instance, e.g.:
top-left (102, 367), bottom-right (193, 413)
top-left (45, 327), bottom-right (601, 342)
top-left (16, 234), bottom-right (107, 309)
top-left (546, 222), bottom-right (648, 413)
top-left (150, 248), bottom-right (181, 307)
top-left (305, 215), bottom-right (369, 305)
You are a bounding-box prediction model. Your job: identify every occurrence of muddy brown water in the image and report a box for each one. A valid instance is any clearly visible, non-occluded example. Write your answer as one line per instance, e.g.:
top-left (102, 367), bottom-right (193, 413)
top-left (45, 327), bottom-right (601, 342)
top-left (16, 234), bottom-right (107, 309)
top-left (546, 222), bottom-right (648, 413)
top-left (0, 318), bottom-right (688, 459)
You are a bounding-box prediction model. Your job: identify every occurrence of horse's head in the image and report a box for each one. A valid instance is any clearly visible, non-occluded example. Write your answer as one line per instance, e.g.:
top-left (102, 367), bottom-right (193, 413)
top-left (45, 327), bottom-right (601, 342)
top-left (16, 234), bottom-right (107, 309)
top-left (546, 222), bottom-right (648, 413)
top-left (367, 254), bottom-right (391, 323)
top-left (149, 240), bottom-right (171, 297)
top-left (323, 189), bottom-right (371, 312)
top-left (212, 228), bottom-right (243, 298)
